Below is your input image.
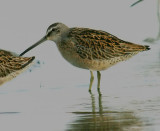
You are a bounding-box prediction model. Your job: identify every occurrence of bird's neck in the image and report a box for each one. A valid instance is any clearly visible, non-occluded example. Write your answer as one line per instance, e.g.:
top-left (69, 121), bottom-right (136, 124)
top-left (55, 30), bottom-right (69, 44)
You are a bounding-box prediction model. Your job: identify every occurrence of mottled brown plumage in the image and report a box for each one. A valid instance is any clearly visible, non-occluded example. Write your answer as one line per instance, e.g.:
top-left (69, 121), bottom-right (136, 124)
top-left (68, 27), bottom-right (149, 61)
top-left (20, 22), bottom-right (150, 91)
top-left (0, 49), bottom-right (35, 85)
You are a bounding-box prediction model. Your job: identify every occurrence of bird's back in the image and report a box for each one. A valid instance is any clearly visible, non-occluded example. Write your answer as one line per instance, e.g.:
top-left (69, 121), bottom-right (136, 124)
top-left (67, 27), bottom-right (149, 60)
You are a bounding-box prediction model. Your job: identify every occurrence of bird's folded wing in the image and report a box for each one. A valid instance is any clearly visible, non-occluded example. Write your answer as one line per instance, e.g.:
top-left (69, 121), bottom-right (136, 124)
top-left (69, 28), bottom-right (147, 60)
top-left (0, 50), bottom-right (34, 78)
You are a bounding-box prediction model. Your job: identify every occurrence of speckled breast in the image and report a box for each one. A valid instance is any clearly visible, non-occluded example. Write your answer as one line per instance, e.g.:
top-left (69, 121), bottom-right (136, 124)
top-left (57, 45), bottom-right (121, 71)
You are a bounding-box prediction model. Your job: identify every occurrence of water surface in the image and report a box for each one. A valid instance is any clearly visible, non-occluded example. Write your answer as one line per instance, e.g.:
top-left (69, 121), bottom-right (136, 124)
top-left (0, 43), bottom-right (159, 131)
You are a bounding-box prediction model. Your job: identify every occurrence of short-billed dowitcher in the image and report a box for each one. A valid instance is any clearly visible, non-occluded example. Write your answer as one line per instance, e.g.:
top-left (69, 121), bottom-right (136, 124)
top-left (20, 22), bottom-right (150, 91)
top-left (0, 49), bottom-right (35, 85)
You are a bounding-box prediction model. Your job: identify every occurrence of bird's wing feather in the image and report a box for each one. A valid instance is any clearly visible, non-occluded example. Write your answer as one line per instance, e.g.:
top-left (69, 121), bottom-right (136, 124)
top-left (0, 50), bottom-right (34, 78)
top-left (68, 28), bottom-right (147, 60)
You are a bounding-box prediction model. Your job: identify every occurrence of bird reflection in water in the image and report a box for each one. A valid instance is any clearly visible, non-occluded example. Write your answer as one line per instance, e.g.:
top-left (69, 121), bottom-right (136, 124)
top-left (68, 92), bottom-right (142, 130)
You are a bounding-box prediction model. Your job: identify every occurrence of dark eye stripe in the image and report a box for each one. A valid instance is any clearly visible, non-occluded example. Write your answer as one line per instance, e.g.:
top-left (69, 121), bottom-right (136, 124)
top-left (52, 28), bottom-right (60, 32)
top-left (47, 28), bottom-right (60, 35)
top-left (52, 28), bottom-right (56, 31)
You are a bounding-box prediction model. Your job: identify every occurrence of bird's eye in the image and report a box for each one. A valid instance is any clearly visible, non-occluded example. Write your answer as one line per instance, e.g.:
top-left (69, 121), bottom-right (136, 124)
top-left (47, 27), bottom-right (60, 34)
top-left (52, 28), bottom-right (56, 31)
top-left (52, 28), bottom-right (60, 33)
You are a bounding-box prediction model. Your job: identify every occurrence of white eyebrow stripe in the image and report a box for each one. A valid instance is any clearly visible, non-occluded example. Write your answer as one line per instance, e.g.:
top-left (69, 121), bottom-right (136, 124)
top-left (49, 28), bottom-right (53, 32)
top-left (47, 27), bottom-right (53, 34)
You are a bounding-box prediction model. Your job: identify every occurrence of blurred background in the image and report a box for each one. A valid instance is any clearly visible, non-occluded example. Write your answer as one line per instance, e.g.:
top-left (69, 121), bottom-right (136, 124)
top-left (0, 0), bottom-right (160, 131)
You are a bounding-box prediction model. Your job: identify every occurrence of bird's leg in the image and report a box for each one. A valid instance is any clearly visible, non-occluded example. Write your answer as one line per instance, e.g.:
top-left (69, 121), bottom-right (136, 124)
top-left (97, 71), bottom-right (101, 91)
top-left (89, 71), bottom-right (94, 92)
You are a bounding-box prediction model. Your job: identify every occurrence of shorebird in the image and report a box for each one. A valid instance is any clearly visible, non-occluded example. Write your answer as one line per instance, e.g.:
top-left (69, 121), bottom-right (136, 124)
top-left (0, 49), bottom-right (35, 85)
top-left (20, 22), bottom-right (150, 91)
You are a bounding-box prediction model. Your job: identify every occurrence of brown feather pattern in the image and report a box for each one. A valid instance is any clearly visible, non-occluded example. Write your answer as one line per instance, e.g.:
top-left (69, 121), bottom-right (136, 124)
top-left (68, 28), bottom-right (149, 61)
top-left (0, 50), bottom-right (35, 78)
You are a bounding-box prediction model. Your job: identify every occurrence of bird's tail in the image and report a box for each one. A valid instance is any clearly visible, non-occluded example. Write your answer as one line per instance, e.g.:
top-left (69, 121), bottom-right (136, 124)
top-left (20, 56), bottom-right (35, 69)
top-left (10, 56), bottom-right (35, 77)
top-left (144, 45), bottom-right (150, 51)
top-left (9, 56), bottom-right (35, 71)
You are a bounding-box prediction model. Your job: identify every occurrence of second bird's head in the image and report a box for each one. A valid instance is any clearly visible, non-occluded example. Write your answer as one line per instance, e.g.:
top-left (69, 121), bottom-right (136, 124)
top-left (20, 22), bottom-right (69, 56)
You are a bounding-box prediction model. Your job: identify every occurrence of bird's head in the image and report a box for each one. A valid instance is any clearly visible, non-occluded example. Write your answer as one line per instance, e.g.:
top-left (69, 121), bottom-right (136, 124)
top-left (46, 22), bottom-right (69, 41)
top-left (20, 22), bottom-right (69, 56)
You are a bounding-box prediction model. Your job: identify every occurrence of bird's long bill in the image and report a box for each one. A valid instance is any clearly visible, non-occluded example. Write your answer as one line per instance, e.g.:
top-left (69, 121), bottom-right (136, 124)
top-left (20, 36), bottom-right (47, 56)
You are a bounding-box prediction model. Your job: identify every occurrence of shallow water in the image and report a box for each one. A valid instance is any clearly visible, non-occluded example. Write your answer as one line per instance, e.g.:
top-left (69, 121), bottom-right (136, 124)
top-left (0, 43), bottom-right (160, 131)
